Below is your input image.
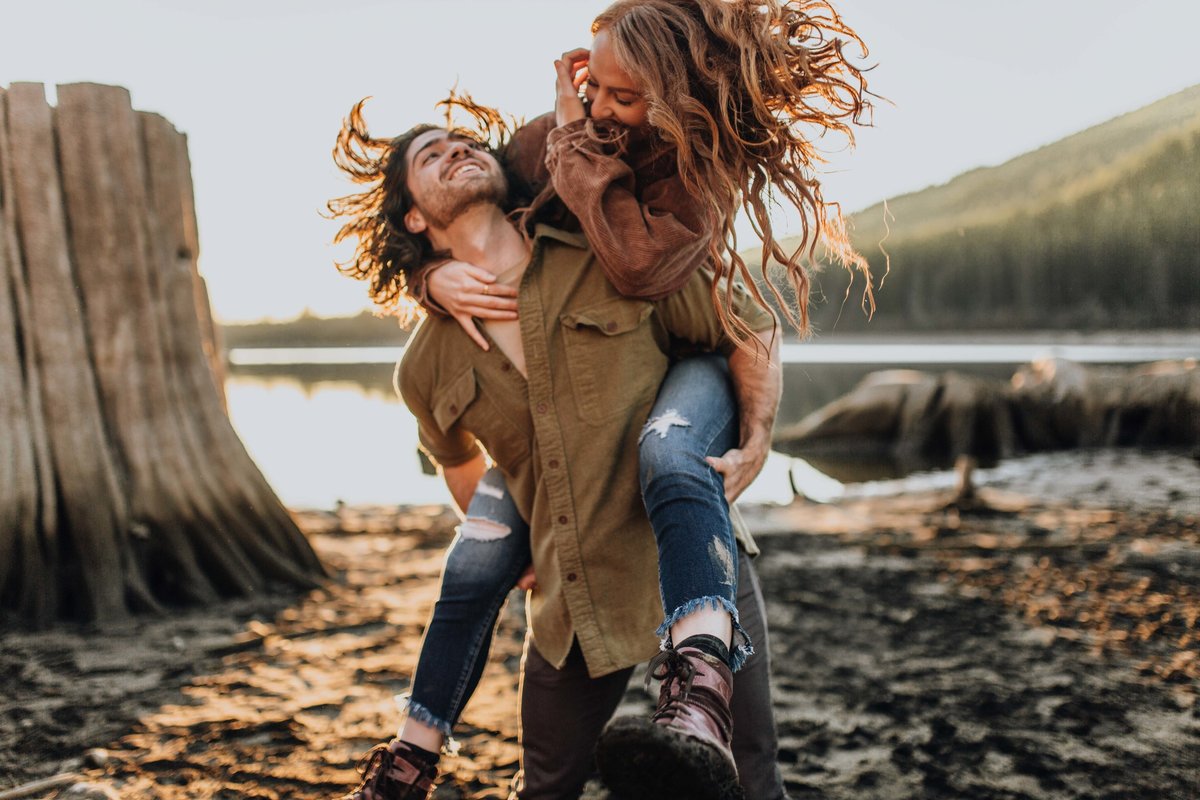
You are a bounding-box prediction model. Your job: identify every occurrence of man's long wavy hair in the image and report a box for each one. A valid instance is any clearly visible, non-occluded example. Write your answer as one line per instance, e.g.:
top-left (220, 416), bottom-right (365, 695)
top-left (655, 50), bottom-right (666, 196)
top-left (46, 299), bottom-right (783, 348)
top-left (327, 98), bottom-right (517, 325)
top-left (590, 0), bottom-right (875, 344)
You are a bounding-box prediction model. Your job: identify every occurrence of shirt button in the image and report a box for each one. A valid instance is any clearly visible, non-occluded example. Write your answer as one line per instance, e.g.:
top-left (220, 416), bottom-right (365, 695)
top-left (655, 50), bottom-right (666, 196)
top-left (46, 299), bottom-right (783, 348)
top-left (449, 404), bottom-right (458, 414)
top-left (501, 363), bottom-right (511, 372)
top-left (558, 515), bottom-right (568, 525)
top-left (548, 459), bottom-right (559, 468)
top-left (567, 572), bottom-right (577, 582)
top-left (536, 402), bottom-right (548, 414)
top-left (605, 321), bottom-right (617, 332)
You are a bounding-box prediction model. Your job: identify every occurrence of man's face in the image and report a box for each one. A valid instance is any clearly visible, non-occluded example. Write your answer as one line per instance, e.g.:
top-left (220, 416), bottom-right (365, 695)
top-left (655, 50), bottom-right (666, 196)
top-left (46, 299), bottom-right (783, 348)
top-left (403, 129), bottom-right (507, 233)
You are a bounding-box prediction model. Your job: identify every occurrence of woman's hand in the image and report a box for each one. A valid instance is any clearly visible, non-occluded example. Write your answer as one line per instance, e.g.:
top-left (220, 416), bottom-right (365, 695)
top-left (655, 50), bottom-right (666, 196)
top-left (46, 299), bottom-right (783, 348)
top-left (554, 48), bottom-right (590, 127)
top-left (706, 436), bottom-right (770, 504)
top-left (515, 563), bottom-right (538, 592)
top-left (427, 260), bottom-right (519, 350)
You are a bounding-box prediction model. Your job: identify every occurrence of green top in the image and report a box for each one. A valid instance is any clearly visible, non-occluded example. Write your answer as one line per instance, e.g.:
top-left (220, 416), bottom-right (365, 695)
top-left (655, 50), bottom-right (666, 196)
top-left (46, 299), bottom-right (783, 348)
top-left (397, 225), bottom-right (775, 677)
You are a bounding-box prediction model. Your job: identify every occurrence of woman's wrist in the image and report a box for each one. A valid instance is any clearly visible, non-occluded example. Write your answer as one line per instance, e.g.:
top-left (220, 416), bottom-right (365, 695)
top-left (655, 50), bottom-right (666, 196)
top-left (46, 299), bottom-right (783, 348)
top-left (415, 260), bottom-right (451, 316)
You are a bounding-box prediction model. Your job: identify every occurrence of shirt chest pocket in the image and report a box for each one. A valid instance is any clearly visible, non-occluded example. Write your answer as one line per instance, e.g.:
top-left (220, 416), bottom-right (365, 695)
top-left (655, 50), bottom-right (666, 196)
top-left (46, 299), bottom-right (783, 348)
top-left (434, 366), bottom-right (530, 464)
top-left (559, 296), bottom-right (667, 424)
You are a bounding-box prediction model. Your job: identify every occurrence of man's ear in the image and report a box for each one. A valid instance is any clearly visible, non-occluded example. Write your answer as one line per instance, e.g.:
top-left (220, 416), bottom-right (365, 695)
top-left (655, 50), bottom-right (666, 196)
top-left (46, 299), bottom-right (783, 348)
top-left (404, 207), bottom-right (427, 234)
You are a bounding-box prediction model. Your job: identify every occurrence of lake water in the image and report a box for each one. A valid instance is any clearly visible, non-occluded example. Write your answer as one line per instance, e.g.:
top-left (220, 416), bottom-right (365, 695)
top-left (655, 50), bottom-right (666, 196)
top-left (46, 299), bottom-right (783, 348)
top-left (225, 338), bottom-right (1198, 510)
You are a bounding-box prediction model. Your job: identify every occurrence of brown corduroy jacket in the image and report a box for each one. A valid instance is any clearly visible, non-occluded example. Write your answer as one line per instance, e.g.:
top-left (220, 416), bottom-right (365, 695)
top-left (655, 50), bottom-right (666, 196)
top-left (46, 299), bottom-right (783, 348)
top-left (502, 112), bottom-right (710, 300)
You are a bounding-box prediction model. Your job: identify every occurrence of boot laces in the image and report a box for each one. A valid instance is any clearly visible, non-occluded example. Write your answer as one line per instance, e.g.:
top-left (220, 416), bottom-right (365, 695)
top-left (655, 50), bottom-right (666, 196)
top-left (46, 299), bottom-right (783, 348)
top-left (645, 648), bottom-right (732, 738)
top-left (646, 647), bottom-right (697, 699)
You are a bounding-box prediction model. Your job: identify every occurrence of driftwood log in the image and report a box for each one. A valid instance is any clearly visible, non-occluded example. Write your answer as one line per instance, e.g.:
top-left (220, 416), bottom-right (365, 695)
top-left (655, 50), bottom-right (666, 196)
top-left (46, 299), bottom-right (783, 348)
top-left (774, 357), bottom-right (1200, 480)
top-left (1009, 358), bottom-right (1200, 449)
top-left (0, 83), bottom-right (324, 626)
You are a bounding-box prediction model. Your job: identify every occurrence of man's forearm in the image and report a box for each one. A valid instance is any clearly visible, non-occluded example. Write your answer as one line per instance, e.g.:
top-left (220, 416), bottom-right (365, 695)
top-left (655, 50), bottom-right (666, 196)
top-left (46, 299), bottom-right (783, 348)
top-left (727, 328), bottom-right (782, 449)
top-left (442, 452), bottom-right (488, 515)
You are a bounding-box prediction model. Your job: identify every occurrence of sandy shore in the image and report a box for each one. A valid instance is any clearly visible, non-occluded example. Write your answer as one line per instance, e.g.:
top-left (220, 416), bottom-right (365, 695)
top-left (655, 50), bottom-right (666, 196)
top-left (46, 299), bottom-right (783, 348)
top-left (1, 449), bottom-right (1196, 799)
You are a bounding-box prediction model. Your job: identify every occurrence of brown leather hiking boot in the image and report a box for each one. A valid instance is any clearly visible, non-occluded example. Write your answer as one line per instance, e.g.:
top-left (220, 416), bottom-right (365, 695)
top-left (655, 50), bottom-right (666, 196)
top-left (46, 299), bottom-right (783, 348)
top-left (595, 645), bottom-right (743, 800)
top-left (340, 740), bottom-right (437, 800)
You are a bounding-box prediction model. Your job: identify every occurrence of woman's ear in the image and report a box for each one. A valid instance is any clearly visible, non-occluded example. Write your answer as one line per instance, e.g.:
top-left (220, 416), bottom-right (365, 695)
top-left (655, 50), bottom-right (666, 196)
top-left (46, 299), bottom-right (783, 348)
top-left (405, 207), bottom-right (427, 234)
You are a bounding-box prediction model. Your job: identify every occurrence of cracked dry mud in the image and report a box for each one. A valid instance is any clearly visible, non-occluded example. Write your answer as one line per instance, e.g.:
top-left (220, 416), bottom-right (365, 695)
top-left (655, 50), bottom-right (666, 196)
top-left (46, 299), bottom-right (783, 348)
top-left (1, 451), bottom-right (1198, 799)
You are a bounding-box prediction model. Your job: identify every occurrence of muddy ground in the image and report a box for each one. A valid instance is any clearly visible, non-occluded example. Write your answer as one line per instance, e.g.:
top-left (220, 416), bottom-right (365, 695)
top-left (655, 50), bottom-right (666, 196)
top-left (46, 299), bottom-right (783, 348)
top-left (1, 450), bottom-right (1197, 799)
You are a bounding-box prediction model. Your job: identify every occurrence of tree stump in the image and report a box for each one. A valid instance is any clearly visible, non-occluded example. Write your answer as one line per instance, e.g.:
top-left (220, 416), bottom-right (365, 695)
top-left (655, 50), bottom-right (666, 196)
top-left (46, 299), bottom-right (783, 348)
top-left (0, 83), bottom-right (325, 626)
top-left (774, 358), bottom-right (1200, 483)
top-left (771, 369), bottom-right (1017, 476)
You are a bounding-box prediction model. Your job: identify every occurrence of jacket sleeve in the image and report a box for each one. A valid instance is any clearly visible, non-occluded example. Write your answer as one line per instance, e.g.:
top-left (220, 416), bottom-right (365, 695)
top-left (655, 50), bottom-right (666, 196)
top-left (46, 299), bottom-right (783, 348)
top-left (502, 112), bottom-right (556, 199)
top-left (541, 118), bottom-right (712, 300)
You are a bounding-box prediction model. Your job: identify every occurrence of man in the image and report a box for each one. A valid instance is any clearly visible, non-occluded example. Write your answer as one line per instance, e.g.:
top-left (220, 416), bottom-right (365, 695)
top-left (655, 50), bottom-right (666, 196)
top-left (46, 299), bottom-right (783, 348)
top-left (334, 118), bottom-right (786, 800)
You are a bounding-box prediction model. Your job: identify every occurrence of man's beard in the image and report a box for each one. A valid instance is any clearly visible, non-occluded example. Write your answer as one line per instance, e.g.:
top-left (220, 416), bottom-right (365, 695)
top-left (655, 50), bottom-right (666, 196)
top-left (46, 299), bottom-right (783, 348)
top-left (415, 172), bottom-right (508, 230)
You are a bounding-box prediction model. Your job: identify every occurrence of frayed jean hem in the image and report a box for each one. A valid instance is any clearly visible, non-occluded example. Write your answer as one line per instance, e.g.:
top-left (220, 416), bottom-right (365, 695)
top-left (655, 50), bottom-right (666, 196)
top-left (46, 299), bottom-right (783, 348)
top-left (401, 697), bottom-right (454, 737)
top-left (656, 595), bottom-right (754, 673)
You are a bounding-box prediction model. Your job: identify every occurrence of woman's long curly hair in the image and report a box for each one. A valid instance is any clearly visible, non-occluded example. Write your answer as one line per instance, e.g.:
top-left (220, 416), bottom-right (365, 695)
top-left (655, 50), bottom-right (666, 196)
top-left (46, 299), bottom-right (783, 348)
top-left (327, 97), bottom-right (517, 325)
top-left (591, 0), bottom-right (875, 344)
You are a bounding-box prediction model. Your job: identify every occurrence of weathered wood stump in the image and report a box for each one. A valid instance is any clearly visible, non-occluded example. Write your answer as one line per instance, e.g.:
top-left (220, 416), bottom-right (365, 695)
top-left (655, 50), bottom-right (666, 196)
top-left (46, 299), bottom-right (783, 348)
top-left (1116, 359), bottom-right (1200, 446)
top-left (773, 369), bottom-right (1015, 478)
top-left (1010, 357), bottom-right (1200, 449)
top-left (1008, 358), bottom-right (1127, 449)
top-left (774, 357), bottom-right (1200, 478)
top-left (0, 83), bottom-right (325, 626)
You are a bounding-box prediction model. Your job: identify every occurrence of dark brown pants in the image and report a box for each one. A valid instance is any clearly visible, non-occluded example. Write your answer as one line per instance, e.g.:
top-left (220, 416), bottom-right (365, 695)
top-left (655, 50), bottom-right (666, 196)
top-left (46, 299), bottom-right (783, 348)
top-left (514, 549), bottom-right (788, 799)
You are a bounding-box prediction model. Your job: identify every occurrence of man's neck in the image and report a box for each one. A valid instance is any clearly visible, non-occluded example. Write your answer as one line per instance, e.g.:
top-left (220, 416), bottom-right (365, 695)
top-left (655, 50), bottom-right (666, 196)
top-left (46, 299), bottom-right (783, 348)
top-left (427, 205), bottom-right (529, 277)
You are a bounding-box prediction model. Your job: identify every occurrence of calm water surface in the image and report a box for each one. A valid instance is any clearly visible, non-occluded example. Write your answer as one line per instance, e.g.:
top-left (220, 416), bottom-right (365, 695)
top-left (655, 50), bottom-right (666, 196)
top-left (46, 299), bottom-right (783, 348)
top-left (226, 340), bottom-right (1197, 510)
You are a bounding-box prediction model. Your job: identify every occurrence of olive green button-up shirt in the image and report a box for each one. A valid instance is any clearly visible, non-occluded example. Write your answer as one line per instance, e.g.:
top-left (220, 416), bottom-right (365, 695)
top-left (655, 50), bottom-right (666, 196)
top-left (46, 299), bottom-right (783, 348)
top-left (396, 225), bottom-right (775, 677)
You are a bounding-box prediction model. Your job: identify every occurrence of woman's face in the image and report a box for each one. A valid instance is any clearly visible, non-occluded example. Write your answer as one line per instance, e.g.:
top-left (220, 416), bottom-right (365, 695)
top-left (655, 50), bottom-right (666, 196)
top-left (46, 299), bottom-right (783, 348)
top-left (585, 29), bottom-right (649, 129)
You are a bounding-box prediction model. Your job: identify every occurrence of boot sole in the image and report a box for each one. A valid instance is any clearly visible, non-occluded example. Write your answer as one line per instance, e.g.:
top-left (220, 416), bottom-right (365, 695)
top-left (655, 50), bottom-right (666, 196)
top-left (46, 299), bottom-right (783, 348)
top-left (595, 717), bottom-right (743, 800)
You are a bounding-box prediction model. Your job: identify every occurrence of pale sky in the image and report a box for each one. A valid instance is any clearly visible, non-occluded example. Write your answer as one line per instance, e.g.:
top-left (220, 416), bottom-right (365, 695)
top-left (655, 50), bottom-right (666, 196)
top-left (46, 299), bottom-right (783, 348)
top-left (4, 0), bottom-right (1199, 322)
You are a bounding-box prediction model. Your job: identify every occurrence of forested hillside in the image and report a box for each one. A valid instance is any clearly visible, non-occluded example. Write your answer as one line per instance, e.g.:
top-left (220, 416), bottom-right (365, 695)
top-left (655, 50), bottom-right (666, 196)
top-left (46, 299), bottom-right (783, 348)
top-left (221, 310), bottom-right (407, 349)
top-left (779, 84), bottom-right (1200, 333)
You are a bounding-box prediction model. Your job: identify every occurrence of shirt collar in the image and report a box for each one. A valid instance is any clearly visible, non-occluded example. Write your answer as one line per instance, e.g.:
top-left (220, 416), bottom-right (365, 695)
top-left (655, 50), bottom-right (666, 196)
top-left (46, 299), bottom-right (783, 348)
top-left (532, 224), bottom-right (588, 250)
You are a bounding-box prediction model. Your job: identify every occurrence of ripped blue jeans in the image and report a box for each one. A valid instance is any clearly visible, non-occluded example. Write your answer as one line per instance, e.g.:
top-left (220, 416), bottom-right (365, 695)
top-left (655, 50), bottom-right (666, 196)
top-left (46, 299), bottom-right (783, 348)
top-left (637, 355), bottom-right (750, 667)
top-left (405, 467), bottom-right (532, 736)
top-left (404, 354), bottom-right (746, 736)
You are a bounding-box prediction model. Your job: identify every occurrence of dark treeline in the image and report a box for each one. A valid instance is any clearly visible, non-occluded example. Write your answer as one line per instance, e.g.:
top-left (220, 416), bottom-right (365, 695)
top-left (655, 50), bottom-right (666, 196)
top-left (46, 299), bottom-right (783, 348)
top-left (220, 309), bottom-right (408, 349)
top-left (803, 126), bottom-right (1200, 333)
top-left (763, 84), bottom-right (1200, 335)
